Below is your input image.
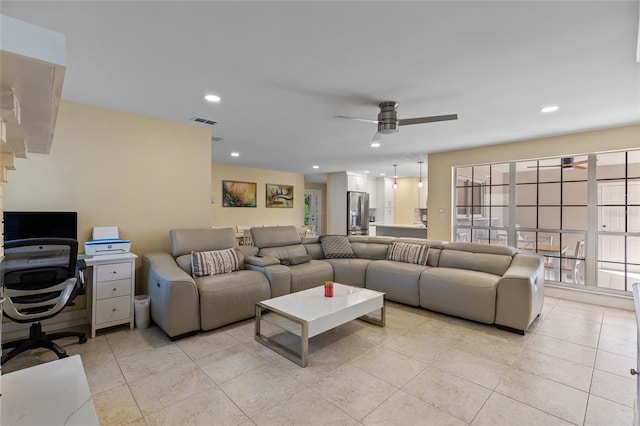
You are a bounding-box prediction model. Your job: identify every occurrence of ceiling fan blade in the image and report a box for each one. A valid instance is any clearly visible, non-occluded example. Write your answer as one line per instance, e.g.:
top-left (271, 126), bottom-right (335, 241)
top-left (372, 132), bottom-right (383, 142)
top-left (334, 115), bottom-right (379, 124)
top-left (399, 114), bottom-right (458, 126)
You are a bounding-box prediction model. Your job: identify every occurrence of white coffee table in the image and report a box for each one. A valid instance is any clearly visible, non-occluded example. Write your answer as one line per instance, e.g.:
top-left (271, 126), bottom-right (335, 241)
top-left (255, 283), bottom-right (385, 367)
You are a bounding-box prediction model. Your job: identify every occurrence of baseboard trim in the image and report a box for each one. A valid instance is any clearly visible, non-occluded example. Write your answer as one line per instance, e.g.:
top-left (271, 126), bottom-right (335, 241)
top-left (2, 310), bottom-right (89, 342)
top-left (544, 285), bottom-right (634, 310)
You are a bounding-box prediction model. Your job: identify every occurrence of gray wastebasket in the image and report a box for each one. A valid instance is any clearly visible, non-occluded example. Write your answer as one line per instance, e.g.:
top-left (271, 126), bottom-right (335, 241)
top-left (134, 294), bottom-right (150, 328)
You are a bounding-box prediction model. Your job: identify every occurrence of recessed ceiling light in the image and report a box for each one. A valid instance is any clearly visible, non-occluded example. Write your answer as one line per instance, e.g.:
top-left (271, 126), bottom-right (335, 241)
top-left (540, 105), bottom-right (559, 113)
top-left (312, 165), bottom-right (319, 169)
top-left (380, 173), bottom-right (385, 176)
top-left (371, 142), bottom-right (381, 148)
top-left (230, 152), bottom-right (239, 157)
top-left (205, 94), bottom-right (221, 103)
top-left (364, 170), bottom-right (369, 174)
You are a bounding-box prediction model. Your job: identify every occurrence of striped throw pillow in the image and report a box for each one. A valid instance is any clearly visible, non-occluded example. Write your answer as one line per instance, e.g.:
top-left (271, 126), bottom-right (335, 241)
top-left (386, 242), bottom-right (430, 265)
top-left (191, 248), bottom-right (240, 277)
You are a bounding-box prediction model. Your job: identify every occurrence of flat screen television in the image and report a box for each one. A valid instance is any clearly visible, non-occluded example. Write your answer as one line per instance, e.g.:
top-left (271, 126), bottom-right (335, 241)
top-left (3, 211), bottom-right (78, 242)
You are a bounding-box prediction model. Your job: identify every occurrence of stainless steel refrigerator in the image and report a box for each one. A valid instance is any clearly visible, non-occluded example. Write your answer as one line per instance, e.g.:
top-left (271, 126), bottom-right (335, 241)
top-left (347, 191), bottom-right (369, 235)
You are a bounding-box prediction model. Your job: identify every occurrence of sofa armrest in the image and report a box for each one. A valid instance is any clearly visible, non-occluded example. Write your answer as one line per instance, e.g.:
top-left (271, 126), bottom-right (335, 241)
top-left (245, 255), bottom-right (280, 267)
top-left (245, 263), bottom-right (291, 297)
top-left (495, 253), bottom-right (545, 333)
top-left (142, 253), bottom-right (201, 338)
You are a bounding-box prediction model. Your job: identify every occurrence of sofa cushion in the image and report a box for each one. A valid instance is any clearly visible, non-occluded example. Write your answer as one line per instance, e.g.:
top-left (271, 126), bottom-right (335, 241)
top-left (322, 258), bottom-right (372, 288)
top-left (419, 267), bottom-right (500, 324)
top-left (289, 260), bottom-right (334, 293)
top-left (261, 244), bottom-right (308, 260)
top-left (251, 225), bottom-right (301, 248)
top-left (320, 235), bottom-right (355, 259)
top-left (349, 236), bottom-right (395, 260)
top-left (170, 227), bottom-right (236, 257)
top-left (438, 248), bottom-right (513, 276)
top-left (195, 270), bottom-right (271, 330)
top-left (366, 260), bottom-right (428, 306)
top-left (191, 248), bottom-right (240, 277)
top-left (387, 241), bottom-right (430, 265)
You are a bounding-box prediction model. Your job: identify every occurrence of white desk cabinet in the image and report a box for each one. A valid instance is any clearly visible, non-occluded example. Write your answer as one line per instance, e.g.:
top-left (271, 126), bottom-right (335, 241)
top-left (84, 253), bottom-right (137, 338)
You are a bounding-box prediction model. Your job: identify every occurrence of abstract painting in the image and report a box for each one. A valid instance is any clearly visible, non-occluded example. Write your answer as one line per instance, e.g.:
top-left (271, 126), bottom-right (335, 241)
top-left (222, 180), bottom-right (257, 207)
top-left (266, 183), bottom-right (294, 208)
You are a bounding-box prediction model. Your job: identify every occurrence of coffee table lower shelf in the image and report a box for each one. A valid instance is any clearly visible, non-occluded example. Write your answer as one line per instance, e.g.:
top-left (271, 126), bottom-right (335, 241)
top-left (255, 284), bottom-right (385, 367)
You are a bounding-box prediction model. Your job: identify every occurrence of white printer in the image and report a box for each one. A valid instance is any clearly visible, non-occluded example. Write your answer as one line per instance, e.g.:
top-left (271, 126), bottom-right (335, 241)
top-left (84, 226), bottom-right (131, 256)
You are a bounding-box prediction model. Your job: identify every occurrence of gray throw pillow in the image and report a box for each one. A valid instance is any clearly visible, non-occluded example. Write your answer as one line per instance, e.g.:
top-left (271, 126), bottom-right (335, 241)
top-left (320, 235), bottom-right (355, 259)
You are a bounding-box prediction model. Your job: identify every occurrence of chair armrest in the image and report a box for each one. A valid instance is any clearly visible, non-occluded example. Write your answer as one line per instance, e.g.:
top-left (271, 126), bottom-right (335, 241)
top-left (142, 253), bottom-right (201, 338)
top-left (245, 255), bottom-right (280, 267)
top-left (495, 253), bottom-right (545, 333)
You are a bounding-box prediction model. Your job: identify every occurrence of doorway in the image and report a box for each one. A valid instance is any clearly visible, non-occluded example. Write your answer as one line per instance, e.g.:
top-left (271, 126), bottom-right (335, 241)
top-left (304, 189), bottom-right (322, 235)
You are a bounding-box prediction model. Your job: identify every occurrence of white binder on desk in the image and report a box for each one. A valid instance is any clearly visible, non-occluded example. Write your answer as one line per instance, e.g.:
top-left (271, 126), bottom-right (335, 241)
top-left (84, 226), bottom-right (131, 255)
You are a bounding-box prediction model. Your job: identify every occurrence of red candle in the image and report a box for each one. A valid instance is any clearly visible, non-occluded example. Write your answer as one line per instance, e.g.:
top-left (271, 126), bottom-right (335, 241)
top-left (324, 281), bottom-right (334, 297)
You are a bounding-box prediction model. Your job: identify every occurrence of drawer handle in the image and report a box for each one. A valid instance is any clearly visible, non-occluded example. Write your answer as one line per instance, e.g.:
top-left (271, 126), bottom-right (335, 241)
top-left (113, 288), bottom-right (117, 291)
top-left (112, 308), bottom-right (117, 312)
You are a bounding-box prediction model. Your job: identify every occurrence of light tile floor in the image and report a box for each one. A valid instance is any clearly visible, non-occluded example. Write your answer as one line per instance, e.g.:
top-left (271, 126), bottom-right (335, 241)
top-left (2, 296), bottom-right (637, 425)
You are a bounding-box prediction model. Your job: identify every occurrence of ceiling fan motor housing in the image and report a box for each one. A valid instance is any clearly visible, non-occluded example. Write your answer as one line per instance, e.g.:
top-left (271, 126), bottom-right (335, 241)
top-left (378, 101), bottom-right (399, 134)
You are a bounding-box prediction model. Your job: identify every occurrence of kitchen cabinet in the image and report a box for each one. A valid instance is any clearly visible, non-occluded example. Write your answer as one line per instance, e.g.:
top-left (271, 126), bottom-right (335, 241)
top-left (384, 207), bottom-right (394, 224)
top-left (347, 174), bottom-right (367, 192)
top-left (367, 178), bottom-right (377, 207)
top-left (383, 178), bottom-right (395, 208)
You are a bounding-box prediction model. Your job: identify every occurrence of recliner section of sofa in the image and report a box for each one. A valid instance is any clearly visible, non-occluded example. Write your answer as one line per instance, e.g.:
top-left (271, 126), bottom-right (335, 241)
top-left (142, 227), bottom-right (271, 339)
top-left (249, 226), bottom-right (334, 293)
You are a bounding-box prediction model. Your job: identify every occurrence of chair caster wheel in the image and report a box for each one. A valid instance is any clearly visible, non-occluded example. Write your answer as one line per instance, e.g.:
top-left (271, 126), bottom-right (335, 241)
top-left (79, 336), bottom-right (88, 344)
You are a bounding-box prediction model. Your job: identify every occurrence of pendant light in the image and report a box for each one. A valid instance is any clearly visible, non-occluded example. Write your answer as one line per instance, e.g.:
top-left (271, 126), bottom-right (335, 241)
top-left (392, 164), bottom-right (399, 189)
top-left (417, 161), bottom-right (424, 188)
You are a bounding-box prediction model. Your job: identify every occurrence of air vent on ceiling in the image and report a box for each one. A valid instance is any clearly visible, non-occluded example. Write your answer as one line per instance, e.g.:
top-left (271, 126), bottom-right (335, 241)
top-left (190, 116), bottom-right (217, 126)
top-left (211, 136), bottom-right (224, 142)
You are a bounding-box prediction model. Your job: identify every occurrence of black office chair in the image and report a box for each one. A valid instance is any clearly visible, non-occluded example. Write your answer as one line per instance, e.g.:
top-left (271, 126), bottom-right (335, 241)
top-left (2, 238), bottom-right (88, 365)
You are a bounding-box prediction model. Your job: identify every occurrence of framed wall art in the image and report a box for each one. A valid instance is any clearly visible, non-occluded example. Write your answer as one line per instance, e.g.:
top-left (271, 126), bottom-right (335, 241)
top-left (266, 183), bottom-right (293, 208)
top-left (222, 180), bottom-right (257, 207)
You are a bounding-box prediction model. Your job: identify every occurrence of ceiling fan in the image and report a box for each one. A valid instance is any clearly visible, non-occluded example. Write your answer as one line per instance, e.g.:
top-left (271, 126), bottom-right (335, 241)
top-left (528, 157), bottom-right (588, 170)
top-left (335, 101), bottom-right (458, 140)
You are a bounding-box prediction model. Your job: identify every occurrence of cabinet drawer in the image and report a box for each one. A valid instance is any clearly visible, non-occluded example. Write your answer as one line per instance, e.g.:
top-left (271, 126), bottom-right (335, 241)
top-left (96, 279), bottom-right (131, 300)
top-left (96, 262), bottom-right (132, 282)
top-left (95, 295), bottom-right (131, 324)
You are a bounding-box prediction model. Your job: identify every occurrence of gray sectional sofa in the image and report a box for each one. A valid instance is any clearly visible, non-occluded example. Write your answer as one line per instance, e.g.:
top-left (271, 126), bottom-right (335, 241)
top-left (142, 225), bottom-right (544, 339)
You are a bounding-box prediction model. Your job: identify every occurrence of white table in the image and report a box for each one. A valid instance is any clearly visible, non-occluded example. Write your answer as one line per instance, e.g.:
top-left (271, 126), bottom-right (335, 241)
top-left (1, 355), bottom-right (99, 425)
top-left (255, 284), bottom-right (385, 367)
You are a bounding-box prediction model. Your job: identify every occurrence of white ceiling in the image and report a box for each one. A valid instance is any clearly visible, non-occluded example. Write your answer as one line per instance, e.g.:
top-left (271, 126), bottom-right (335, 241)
top-left (2, 1), bottom-right (639, 182)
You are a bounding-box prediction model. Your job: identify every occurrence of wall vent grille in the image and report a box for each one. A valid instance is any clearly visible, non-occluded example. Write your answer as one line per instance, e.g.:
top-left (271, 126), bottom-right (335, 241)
top-left (190, 116), bottom-right (217, 126)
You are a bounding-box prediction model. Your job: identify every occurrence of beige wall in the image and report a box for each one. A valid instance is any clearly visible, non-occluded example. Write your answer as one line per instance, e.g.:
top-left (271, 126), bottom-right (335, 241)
top-left (393, 177), bottom-right (428, 225)
top-left (5, 100), bottom-right (212, 273)
top-left (428, 124), bottom-right (640, 241)
top-left (211, 163), bottom-right (305, 227)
